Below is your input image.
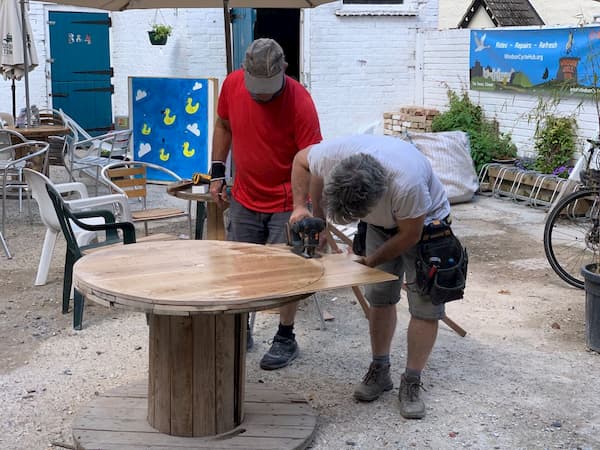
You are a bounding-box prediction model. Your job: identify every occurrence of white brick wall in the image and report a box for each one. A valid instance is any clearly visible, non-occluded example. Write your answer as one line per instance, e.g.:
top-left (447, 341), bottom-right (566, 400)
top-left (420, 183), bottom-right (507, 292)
top-left (306, 1), bottom-right (438, 138)
top-left (421, 28), bottom-right (600, 158)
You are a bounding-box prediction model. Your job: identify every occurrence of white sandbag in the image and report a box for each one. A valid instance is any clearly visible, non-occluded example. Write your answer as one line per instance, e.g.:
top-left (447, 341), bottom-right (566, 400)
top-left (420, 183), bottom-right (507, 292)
top-left (401, 131), bottom-right (478, 204)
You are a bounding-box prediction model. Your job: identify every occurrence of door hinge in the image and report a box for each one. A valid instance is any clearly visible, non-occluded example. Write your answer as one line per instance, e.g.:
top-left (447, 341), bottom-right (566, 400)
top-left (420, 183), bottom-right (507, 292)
top-left (74, 85), bottom-right (114, 94)
top-left (72, 19), bottom-right (111, 26)
top-left (72, 68), bottom-right (114, 77)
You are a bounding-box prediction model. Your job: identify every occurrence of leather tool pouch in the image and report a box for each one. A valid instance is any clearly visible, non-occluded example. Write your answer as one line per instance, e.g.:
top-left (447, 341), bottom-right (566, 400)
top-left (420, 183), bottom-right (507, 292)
top-left (352, 221), bottom-right (368, 256)
top-left (415, 222), bottom-right (468, 305)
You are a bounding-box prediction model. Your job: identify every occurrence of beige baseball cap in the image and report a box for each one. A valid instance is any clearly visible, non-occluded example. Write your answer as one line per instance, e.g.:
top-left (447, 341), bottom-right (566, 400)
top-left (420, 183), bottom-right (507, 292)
top-left (243, 38), bottom-right (286, 95)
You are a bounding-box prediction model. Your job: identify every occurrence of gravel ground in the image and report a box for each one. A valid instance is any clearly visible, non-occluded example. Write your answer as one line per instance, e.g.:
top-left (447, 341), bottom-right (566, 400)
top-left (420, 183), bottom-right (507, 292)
top-left (1, 165), bottom-right (599, 450)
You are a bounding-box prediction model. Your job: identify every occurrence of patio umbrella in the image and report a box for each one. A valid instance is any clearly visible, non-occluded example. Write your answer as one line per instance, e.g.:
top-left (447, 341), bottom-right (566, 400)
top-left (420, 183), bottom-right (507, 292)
top-left (0, 0), bottom-right (38, 121)
top-left (38, 0), bottom-right (335, 73)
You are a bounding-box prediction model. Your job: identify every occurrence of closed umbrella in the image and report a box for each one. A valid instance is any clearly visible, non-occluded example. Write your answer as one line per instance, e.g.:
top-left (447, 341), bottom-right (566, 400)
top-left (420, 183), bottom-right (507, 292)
top-left (0, 0), bottom-right (38, 122)
top-left (38, 0), bottom-right (335, 73)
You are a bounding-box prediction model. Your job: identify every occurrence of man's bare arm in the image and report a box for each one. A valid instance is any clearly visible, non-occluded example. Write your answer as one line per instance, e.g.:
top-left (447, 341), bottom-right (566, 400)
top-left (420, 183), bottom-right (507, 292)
top-left (210, 117), bottom-right (232, 205)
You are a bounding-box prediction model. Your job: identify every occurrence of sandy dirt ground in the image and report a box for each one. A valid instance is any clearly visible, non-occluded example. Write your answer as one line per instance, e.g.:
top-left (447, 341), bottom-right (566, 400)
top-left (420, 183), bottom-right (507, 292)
top-left (1, 166), bottom-right (599, 449)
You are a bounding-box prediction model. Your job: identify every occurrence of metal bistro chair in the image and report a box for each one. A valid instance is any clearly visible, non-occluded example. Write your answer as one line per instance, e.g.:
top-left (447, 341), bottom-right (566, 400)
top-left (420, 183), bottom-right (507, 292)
top-left (1, 141), bottom-right (49, 258)
top-left (101, 161), bottom-right (192, 237)
top-left (62, 129), bottom-right (133, 195)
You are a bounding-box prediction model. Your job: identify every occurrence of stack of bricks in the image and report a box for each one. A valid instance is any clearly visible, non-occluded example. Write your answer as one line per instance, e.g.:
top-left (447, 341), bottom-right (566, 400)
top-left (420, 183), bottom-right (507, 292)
top-left (383, 106), bottom-right (439, 136)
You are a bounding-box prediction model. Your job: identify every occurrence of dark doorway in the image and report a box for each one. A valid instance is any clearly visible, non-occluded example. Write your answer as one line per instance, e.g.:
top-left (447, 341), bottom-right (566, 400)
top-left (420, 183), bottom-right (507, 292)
top-left (253, 9), bottom-right (301, 81)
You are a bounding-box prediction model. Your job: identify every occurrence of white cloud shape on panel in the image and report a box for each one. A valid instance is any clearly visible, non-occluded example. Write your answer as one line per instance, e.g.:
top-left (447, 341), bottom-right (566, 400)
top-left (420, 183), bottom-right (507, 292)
top-left (186, 123), bottom-right (200, 136)
top-left (192, 82), bottom-right (203, 91)
top-left (138, 143), bottom-right (151, 158)
top-left (136, 90), bottom-right (148, 101)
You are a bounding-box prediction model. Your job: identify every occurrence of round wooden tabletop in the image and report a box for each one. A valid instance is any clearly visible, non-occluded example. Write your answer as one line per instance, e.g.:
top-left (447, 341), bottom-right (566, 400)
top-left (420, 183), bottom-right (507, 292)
top-left (167, 185), bottom-right (213, 202)
top-left (73, 240), bottom-right (325, 313)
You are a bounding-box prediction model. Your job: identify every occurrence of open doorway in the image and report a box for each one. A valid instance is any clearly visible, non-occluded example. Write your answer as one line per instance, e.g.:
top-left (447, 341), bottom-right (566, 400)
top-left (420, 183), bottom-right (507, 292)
top-left (254, 9), bottom-right (300, 81)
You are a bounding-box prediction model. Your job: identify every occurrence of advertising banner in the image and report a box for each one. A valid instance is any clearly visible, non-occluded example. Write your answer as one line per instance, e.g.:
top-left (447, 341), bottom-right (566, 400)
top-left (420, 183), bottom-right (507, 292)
top-left (469, 27), bottom-right (600, 95)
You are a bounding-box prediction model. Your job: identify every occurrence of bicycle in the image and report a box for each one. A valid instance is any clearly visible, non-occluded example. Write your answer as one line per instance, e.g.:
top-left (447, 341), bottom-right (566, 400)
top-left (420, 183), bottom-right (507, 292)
top-left (543, 137), bottom-right (600, 289)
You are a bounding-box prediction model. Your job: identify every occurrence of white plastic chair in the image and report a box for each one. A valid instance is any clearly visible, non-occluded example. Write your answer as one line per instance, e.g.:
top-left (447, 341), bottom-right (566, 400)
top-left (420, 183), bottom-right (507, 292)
top-left (23, 168), bottom-right (132, 286)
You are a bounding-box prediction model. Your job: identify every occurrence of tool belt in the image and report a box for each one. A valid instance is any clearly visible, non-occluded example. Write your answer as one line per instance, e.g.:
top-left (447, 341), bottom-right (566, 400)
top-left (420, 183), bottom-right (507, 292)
top-left (415, 219), bottom-right (468, 305)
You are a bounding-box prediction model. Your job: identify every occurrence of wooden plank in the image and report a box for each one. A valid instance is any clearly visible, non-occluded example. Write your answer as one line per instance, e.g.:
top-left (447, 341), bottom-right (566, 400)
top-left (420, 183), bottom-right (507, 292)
top-left (192, 315), bottom-right (216, 436)
top-left (235, 313), bottom-right (247, 425)
top-left (74, 429), bottom-right (308, 449)
top-left (150, 315), bottom-right (171, 434)
top-left (206, 202), bottom-right (225, 240)
top-left (148, 316), bottom-right (156, 425)
top-left (73, 382), bottom-right (317, 450)
top-left (170, 316), bottom-right (193, 436)
top-left (215, 315), bottom-right (236, 434)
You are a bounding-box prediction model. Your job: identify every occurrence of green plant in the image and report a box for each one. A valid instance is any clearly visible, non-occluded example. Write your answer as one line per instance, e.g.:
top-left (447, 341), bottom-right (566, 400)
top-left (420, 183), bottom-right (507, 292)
top-left (149, 23), bottom-right (172, 40)
top-left (431, 90), bottom-right (517, 172)
top-left (533, 115), bottom-right (577, 177)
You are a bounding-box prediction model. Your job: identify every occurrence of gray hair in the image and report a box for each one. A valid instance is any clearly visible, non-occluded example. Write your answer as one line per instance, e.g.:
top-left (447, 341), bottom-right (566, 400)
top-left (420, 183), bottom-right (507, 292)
top-left (324, 153), bottom-right (388, 224)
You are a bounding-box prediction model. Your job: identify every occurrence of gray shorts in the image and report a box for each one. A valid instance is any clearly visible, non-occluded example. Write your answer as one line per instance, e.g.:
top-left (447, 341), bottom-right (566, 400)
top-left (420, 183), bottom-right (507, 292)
top-left (226, 197), bottom-right (291, 244)
top-left (364, 224), bottom-right (445, 320)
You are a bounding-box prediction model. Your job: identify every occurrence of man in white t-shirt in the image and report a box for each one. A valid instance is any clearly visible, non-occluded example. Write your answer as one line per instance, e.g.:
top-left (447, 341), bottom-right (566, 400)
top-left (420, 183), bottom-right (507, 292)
top-left (290, 134), bottom-right (452, 419)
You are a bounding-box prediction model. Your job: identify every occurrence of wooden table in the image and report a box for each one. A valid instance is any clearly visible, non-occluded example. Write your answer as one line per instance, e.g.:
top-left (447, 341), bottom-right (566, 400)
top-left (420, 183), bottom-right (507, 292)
top-left (7, 124), bottom-right (70, 141)
top-left (7, 125), bottom-right (71, 174)
top-left (167, 185), bottom-right (225, 240)
top-left (72, 240), bottom-right (396, 449)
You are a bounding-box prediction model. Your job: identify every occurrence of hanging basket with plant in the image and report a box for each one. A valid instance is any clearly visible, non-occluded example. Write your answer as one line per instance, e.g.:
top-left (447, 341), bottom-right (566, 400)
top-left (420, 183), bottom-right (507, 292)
top-left (148, 10), bottom-right (172, 46)
top-left (148, 23), bottom-right (172, 45)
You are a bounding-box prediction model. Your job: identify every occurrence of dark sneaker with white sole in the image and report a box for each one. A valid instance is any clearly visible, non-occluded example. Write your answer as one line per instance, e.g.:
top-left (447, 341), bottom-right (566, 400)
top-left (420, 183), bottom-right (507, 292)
top-left (259, 335), bottom-right (299, 370)
top-left (353, 362), bottom-right (393, 402)
top-left (399, 374), bottom-right (426, 419)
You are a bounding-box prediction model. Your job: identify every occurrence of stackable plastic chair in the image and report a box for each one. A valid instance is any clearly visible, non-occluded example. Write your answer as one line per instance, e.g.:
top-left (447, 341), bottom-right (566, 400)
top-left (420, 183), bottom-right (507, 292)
top-left (23, 168), bottom-right (131, 286)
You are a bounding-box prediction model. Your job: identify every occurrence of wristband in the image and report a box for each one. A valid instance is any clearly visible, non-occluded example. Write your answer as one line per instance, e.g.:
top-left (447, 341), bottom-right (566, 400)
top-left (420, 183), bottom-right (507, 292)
top-left (210, 161), bottom-right (226, 180)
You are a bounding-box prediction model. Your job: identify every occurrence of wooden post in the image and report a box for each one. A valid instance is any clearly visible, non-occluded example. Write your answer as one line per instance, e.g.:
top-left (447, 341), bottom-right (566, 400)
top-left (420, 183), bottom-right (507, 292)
top-left (147, 313), bottom-right (247, 436)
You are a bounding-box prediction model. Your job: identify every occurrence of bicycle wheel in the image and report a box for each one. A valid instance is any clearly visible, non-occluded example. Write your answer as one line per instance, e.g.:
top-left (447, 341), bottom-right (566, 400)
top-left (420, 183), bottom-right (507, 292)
top-left (544, 188), bottom-right (600, 289)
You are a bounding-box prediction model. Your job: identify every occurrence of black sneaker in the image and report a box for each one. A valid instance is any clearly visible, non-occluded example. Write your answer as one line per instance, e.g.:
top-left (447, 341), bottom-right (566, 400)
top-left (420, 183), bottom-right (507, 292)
top-left (399, 374), bottom-right (426, 419)
top-left (259, 335), bottom-right (299, 370)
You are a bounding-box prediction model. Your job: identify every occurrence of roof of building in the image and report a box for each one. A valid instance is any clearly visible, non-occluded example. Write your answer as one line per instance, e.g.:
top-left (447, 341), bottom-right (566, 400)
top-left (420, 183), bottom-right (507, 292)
top-left (458, 0), bottom-right (545, 28)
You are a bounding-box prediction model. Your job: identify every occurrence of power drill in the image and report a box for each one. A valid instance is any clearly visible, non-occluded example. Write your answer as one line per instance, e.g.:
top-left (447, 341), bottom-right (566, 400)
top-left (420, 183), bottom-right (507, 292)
top-left (287, 217), bottom-right (326, 258)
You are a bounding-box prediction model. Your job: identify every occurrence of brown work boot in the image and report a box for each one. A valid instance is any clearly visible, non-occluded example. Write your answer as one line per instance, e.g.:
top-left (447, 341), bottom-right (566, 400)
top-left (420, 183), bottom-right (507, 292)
top-left (399, 374), bottom-right (426, 419)
top-left (353, 362), bottom-right (393, 402)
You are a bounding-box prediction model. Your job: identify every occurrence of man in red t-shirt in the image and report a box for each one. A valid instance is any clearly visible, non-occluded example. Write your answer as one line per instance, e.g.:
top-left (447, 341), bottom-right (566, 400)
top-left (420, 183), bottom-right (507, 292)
top-left (209, 38), bottom-right (322, 370)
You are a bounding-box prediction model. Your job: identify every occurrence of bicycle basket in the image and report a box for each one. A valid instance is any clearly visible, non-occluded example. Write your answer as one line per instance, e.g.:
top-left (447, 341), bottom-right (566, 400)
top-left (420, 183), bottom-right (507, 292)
top-left (580, 169), bottom-right (600, 189)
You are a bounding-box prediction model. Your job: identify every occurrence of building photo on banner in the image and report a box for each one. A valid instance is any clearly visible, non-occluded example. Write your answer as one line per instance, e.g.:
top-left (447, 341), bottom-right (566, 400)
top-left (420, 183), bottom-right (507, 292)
top-left (470, 26), bottom-right (600, 95)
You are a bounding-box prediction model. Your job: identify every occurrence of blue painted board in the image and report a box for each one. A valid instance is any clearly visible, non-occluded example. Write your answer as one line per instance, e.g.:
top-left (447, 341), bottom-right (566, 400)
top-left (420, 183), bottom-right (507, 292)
top-left (129, 77), bottom-right (214, 181)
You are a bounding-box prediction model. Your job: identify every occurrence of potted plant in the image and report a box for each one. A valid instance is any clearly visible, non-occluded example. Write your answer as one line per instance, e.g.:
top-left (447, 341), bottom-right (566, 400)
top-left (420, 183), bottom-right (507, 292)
top-left (148, 24), bottom-right (172, 46)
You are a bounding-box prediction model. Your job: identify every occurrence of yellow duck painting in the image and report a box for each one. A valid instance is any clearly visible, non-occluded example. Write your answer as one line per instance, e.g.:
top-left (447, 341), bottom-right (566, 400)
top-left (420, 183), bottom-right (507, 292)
top-left (182, 141), bottom-right (195, 157)
top-left (159, 148), bottom-right (170, 161)
top-left (185, 97), bottom-right (200, 115)
top-left (163, 108), bottom-right (176, 126)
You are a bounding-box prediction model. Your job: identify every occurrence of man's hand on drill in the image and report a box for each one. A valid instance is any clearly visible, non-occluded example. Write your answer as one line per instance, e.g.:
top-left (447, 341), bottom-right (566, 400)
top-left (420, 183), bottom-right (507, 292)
top-left (289, 205), bottom-right (312, 225)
